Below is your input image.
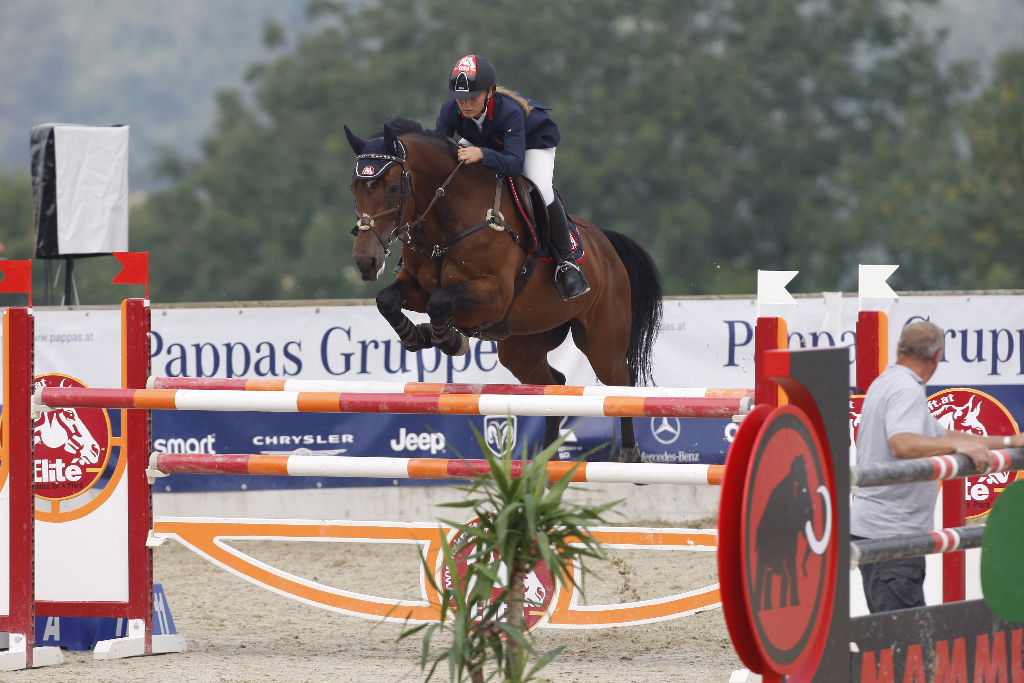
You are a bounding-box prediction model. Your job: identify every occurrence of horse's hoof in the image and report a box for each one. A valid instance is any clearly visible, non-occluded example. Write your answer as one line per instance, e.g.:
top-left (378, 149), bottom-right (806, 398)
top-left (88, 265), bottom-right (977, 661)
top-left (401, 323), bottom-right (433, 352)
top-left (618, 445), bottom-right (641, 464)
top-left (436, 331), bottom-right (469, 356)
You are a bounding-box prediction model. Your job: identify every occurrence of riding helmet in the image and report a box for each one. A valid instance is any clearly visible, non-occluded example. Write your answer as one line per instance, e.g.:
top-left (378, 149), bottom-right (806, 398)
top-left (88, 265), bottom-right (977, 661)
top-left (447, 55), bottom-right (497, 100)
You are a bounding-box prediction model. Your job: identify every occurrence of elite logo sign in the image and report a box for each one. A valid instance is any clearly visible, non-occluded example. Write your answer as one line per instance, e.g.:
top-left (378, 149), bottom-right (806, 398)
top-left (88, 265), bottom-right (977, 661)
top-left (928, 388), bottom-right (1021, 519)
top-left (32, 374), bottom-right (112, 501)
top-left (741, 405), bottom-right (835, 675)
top-left (440, 517), bottom-right (556, 633)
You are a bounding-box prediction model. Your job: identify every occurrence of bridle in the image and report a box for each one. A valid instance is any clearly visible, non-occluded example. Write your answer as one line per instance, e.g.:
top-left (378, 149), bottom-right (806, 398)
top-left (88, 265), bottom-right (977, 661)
top-left (349, 151), bottom-right (416, 260)
top-left (351, 144), bottom-right (527, 280)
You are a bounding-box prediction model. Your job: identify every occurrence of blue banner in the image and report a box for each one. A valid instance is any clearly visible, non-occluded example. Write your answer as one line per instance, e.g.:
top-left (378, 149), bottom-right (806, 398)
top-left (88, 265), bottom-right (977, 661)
top-left (144, 411), bottom-right (735, 493)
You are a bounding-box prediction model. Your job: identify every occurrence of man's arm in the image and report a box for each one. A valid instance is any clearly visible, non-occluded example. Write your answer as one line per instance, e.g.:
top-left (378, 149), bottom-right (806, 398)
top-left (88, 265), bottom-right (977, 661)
top-left (889, 431), bottom-right (1024, 469)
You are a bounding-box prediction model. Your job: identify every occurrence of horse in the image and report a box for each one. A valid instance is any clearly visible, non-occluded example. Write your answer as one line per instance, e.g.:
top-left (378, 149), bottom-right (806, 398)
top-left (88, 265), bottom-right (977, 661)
top-left (345, 116), bottom-right (662, 462)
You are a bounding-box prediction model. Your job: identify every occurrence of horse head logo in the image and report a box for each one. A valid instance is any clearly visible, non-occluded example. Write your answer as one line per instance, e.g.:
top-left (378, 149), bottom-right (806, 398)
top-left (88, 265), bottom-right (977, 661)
top-left (523, 570), bottom-right (547, 606)
top-left (33, 377), bottom-right (102, 466)
top-left (933, 395), bottom-right (988, 437)
top-left (753, 455), bottom-right (832, 611)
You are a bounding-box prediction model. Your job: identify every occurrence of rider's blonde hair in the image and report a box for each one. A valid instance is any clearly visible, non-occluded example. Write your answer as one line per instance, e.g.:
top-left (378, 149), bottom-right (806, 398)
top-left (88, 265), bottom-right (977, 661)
top-left (495, 86), bottom-right (534, 116)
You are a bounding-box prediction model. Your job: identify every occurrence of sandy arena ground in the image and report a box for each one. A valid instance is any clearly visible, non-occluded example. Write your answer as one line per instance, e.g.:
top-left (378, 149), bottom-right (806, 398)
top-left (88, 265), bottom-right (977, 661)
top-left (14, 524), bottom-right (743, 683)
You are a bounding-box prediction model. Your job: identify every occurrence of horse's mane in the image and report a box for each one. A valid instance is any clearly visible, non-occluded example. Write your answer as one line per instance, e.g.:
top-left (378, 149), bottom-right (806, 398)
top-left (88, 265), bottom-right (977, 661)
top-left (371, 115), bottom-right (458, 158)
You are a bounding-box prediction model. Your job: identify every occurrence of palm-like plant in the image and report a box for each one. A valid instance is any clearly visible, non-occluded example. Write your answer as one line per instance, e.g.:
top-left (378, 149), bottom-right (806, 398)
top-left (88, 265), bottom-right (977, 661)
top-left (400, 426), bottom-right (619, 682)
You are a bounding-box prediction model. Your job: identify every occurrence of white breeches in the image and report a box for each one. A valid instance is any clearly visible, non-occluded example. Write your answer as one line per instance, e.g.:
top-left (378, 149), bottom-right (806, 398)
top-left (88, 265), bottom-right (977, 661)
top-left (523, 147), bottom-right (557, 205)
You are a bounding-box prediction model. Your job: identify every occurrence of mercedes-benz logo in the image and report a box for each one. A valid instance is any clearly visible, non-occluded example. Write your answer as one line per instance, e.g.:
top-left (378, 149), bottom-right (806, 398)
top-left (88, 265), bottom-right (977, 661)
top-left (650, 417), bottom-right (681, 445)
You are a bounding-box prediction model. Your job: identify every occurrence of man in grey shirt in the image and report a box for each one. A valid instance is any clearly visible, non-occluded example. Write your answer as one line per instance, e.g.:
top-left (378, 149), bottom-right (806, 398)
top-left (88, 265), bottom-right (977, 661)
top-left (851, 321), bottom-right (1024, 613)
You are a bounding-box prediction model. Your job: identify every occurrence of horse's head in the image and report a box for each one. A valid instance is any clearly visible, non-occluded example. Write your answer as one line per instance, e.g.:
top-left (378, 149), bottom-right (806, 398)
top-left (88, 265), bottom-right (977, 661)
top-left (346, 123), bottom-right (411, 281)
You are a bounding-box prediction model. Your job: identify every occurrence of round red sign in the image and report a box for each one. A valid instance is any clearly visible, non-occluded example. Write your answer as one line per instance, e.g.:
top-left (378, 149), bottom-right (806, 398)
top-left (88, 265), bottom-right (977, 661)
top-left (32, 374), bottom-right (112, 501)
top-left (439, 517), bottom-right (556, 634)
top-left (927, 388), bottom-right (1022, 519)
top-left (741, 405), bottom-right (836, 675)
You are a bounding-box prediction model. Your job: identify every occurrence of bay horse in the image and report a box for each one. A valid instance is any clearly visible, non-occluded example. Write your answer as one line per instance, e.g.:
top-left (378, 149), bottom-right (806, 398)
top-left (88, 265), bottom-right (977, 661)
top-left (345, 117), bottom-right (662, 462)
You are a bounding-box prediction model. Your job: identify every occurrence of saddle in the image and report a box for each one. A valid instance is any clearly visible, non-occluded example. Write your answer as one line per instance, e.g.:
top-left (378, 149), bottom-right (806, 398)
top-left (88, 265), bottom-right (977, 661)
top-left (508, 177), bottom-right (585, 263)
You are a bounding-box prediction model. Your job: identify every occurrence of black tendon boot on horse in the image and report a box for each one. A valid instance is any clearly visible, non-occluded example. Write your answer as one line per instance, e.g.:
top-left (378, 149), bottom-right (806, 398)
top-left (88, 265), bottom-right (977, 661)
top-left (548, 195), bottom-right (590, 301)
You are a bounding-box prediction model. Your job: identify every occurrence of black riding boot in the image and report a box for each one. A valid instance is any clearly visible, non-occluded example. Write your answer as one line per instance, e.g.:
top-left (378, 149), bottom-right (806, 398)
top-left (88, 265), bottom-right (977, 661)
top-left (547, 195), bottom-right (590, 300)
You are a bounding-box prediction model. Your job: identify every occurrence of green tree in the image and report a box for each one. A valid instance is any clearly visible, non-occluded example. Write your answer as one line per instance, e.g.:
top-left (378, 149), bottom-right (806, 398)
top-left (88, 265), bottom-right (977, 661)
top-left (837, 48), bottom-right (1024, 290)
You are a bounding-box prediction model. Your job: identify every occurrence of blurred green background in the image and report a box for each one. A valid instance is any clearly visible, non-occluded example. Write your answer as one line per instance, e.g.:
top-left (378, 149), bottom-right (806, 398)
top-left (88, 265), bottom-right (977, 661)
top-left (1, 0), bottom-right (1022, 305)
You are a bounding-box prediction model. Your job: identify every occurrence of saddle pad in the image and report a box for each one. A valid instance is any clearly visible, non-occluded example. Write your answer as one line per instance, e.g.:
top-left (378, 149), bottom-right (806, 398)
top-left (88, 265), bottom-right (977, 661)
top-left (507, 180), bottom-right (585, 264)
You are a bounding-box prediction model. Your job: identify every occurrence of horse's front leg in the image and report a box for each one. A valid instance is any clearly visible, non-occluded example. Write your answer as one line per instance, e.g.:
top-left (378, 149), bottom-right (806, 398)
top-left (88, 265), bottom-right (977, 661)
top-left (377, 276), bottom-right (433, 352)
top-left (426, 276), bottom-right (504, 357)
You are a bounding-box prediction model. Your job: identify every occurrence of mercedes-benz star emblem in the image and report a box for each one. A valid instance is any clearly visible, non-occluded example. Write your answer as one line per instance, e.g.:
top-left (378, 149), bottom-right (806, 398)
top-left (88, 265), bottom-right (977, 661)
top-left (650, 417), bottom-right (681, 445)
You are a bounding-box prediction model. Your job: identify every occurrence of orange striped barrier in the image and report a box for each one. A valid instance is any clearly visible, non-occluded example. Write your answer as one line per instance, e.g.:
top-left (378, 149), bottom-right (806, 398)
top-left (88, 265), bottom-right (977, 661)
top-left (148, 453), bottom-right (725, 486)
top-left (38, 387), bottom-right (751, 419)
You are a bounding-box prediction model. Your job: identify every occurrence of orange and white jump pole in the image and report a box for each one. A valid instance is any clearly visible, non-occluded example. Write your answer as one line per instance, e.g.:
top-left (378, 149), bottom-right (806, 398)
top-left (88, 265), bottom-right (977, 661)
top-left (148, 453), bottom-right (725, 486)
top-left (37, 388), bottom-right (752, 419)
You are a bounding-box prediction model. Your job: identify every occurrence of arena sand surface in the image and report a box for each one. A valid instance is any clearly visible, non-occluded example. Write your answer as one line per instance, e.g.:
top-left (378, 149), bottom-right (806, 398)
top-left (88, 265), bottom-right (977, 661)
top-left (17, 530), bottom-right (742, 682)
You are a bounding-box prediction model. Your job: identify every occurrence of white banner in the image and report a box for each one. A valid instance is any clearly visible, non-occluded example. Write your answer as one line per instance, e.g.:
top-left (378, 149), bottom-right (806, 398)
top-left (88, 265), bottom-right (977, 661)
top-left (16, 293), bottom-right (1024, 389)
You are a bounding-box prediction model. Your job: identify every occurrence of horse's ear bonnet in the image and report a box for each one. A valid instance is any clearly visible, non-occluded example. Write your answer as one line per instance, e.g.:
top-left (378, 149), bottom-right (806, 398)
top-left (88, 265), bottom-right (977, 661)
top-left (346, 124), bottom-right (407, 181)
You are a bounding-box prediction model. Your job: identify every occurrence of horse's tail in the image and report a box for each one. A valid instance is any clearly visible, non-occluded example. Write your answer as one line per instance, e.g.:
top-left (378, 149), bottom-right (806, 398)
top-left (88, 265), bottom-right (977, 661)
top-left (601, 229), bottom-right (663, 387)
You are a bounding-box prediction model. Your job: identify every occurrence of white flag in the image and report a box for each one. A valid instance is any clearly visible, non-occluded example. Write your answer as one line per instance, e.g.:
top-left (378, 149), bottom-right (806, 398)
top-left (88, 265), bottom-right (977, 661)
top-left (859, 265), bottom-right (899, 300)
top-left (821, 292), bottom-right (842, 337)
top-left (757, 270), bottom-right (798, 305)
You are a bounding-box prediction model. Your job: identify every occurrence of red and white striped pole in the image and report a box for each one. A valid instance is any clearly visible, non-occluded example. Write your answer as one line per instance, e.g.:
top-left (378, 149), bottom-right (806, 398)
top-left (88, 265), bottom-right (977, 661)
top-left (36, 388), bottom-right (752, 419)
top-left (148, 453), bottom-right (726, 486)
top-left (146, 376), bottom-right (755, 399)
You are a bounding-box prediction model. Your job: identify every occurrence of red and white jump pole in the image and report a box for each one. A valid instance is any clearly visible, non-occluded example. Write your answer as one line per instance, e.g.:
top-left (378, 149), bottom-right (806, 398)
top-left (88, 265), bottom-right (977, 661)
top-left (147, 377), bottom-right (755, 399)
top-left (36, 388), bottom-right (752, 419)
top-left (148, 453), bottom-right (726, 486)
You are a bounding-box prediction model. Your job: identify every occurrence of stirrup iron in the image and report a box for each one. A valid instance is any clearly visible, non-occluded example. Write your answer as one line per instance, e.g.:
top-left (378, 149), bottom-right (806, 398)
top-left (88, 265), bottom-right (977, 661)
top-left (554, 261), bottom-right (591, 301)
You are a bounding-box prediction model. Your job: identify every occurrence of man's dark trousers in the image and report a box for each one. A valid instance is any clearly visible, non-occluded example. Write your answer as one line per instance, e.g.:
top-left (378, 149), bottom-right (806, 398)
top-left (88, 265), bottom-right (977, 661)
top-left (852, 535), bottom-right (927, 613)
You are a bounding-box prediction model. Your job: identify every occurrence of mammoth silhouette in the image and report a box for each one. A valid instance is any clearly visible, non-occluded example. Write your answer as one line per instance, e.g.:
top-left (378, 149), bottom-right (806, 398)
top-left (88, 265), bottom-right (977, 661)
top-left (753, 454), bottom-right (832, 610)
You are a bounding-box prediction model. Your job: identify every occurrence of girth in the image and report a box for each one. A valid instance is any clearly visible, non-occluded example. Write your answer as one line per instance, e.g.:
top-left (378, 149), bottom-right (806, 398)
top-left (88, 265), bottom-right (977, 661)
top-left (462, 254), bottom-right (538, 342)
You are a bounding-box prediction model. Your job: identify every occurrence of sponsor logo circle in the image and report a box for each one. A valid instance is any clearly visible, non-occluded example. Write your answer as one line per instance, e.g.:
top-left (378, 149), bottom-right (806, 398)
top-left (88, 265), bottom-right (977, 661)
top-left (32, 374), bottom-right (113, 502)
top-left (439, 517), bottom-right (555, 633)
top-left (483, 415), bottom-right (517, 455)
top-left (928, 388), bottom-right (1022, 519)
top-left (741, 405), bottom-right (835, 675)
top-left (650, 417), bottom-right (681, 445)
top-left (853, 389), bottom-right (1023, 519)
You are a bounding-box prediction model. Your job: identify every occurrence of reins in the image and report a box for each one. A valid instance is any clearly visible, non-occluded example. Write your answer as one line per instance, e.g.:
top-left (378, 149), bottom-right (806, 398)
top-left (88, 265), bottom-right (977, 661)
top-left (352, 149), bottom-right (528, 281)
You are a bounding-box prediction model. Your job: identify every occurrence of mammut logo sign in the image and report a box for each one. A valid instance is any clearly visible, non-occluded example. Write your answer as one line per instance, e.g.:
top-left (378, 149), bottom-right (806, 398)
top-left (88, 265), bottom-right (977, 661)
top-left (928, 388), bottom-right (1022, 518)
top-left (752, 455), bottom-right (831, 611)
top-left (32, 374), bottom-right (112, 501)
top-left (741, 405), bottom-right (836, 675)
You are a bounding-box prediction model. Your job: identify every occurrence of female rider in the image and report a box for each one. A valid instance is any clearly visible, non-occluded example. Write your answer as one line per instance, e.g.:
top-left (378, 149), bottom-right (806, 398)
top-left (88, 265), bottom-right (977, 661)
top-left (435, 55), bottom-right (589, 301)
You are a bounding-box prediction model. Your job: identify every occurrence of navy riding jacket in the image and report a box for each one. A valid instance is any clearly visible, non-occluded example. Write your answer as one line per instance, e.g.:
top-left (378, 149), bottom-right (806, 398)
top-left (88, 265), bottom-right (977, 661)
top-left (435, 92), bottom-right (561, 178)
